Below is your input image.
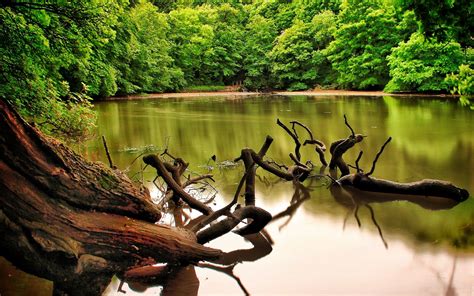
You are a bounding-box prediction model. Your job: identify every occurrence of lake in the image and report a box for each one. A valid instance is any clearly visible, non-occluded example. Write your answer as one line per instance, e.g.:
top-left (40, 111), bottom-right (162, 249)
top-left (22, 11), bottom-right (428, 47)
top-left (1, 94), bottom-right (473, 295)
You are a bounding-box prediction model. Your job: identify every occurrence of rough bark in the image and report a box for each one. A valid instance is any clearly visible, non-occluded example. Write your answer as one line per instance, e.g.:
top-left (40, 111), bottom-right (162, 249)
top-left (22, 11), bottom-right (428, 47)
top-left (336, 173), bottom-right (469, 202)
top-left (143, 154), bottom-right (212, 215)
top-left (329, 135), bottom-right (364, 176)
top-left (0, 100), bottom-right (222, 295)
top-left (196, 206), bottom-right (272, 245)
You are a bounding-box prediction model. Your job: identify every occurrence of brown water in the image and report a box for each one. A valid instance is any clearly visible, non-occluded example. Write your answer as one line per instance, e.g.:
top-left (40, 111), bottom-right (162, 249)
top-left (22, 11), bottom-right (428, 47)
top-left (1, 95), bottom-right (473, 295)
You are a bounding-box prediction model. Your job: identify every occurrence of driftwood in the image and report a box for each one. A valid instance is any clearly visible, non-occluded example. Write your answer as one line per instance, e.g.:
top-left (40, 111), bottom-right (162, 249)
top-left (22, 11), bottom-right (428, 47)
top-left (337, 174), bottom-right (469, 202)
top-left (0, 100), bottom-right (223, 295)
top-left (333, 137), bottom-right (469, 203)
top-left (277, 118), bottom-right (327, 166)
top-left (329, 115), bottom-right (364, 176)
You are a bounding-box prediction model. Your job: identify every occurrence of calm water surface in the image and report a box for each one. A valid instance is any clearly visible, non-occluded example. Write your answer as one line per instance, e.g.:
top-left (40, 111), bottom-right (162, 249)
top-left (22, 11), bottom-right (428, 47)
top-left (2, 95), bottom-right (473, 295)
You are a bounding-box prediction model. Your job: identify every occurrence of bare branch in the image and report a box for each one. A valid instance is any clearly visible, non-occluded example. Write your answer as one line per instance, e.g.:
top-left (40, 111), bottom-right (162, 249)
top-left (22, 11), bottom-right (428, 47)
top-left (355, 151), bottom-right (363, 173)
top-left (143, 155), bottom-right (212, 215)
top-left (344, 114), bottom-right (355, 137)
top-left (366, 137), bottom-right (392, 177)
top-left (289, 153), bottom-right (308, 168)
top-left (290, 121), bottom-right (314, 141)
top-left (277, 118), bottom-right (302, 161)
top-left (183, 174), bottom-right (215, 188)
top-left (101, 135), bottom-right (115, 169)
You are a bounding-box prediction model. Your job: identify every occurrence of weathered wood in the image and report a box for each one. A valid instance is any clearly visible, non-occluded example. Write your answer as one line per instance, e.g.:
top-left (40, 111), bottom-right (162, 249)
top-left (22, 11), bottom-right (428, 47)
top-left (0, 100), bottom-right (222, 295)
top-left (143, 154), bottom-right (212, 215)
top-left (196, 206), bottom-right (272, 245)
top-left (336, 173), bottom-right (469, 202)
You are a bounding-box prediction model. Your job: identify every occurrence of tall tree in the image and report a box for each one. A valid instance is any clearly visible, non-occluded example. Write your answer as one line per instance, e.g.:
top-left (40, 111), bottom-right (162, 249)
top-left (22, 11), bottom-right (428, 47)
top-left (395, 0), bottom-right (473, 47)
top-left (167, 6), bottom-right (216, 85)
top-left (109, 2), bottom-right (184, 94)
top-left (242, 15), bottom-right (278, 90)
top-left (0, 0), bottom-right (121, 139)
top-left (385, 33), bottom-right (464, 92)
top-left (325, 0), bottom-right (400, 90)
top-left (268, 11), bottom-right (336, 90)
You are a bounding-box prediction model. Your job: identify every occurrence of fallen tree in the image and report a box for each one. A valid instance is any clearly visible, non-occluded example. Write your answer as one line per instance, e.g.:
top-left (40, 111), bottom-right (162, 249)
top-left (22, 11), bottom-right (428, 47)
top-left (0, 99), bottom-right (470, 295)
top-left (332, 137), bottom-right (469, 202)
top-left (0, 100), bottom-right (224, 295)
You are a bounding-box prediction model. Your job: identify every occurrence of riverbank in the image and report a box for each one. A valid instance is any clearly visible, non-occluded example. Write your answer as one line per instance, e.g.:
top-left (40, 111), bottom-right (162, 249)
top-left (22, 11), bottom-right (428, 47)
top-left (107, 90), bottom-right (459, 101)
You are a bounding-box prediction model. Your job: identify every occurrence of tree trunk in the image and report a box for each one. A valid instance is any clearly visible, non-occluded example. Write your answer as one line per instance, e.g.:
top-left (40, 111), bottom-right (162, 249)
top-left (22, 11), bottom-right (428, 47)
top-left (0, 100), bottom-right (222, 295)
top-left (336, 173), bottom-right (469, 202)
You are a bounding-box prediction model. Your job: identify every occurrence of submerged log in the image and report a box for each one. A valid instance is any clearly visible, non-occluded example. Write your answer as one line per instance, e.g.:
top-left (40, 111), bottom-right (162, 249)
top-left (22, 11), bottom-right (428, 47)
top-left (0, 100), bottom-right (222, 295)
top-left (336, 173), bottom-right (469, 202)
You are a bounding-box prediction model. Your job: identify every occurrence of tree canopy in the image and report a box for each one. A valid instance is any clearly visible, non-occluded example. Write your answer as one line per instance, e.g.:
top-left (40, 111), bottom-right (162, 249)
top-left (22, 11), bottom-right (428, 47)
top-left (1, 0), bottom-right (472, 138)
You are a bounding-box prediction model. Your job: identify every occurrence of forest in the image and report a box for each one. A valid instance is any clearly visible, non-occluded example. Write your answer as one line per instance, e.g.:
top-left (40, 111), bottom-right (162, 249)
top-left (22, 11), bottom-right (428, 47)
top-left (0, 0), bottom-right (473, 140)
top-left (1, 1), bottom-right (473, 295)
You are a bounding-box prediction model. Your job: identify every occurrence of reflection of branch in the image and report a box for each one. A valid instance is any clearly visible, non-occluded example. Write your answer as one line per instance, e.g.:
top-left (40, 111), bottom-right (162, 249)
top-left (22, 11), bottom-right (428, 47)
top-left (199, 232), bottom-right (273, 296)
top-left (416, 255), bottom-right (458, 296)
top-left (271, 181), bottom-right (311, 231)
top-left (331, 186), bottom-right (390, 248)
top-left (365, 204), bottom-right (388, 249)
top-left (213, 233), bottom-right (273, 265)
top-left (354, 205), bottom-right (361, 228)
top-left (198, 263), bottom-right (250, 296)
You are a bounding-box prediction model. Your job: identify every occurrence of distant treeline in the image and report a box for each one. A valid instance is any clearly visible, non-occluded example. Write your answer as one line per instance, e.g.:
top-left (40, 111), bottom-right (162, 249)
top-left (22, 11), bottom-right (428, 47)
top-left (1, 0), bottom-right (472, 138)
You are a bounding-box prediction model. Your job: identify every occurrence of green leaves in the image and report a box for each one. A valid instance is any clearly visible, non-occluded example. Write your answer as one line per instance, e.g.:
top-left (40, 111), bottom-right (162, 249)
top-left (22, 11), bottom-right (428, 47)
top-left (268, 11), bottom-right (336, 90)
top-left (385, 33), bottom-right (464, 92)
top-left (2, 0), bottom-right (472, 140)
top-left (326, 1), bottom-right (400, 90)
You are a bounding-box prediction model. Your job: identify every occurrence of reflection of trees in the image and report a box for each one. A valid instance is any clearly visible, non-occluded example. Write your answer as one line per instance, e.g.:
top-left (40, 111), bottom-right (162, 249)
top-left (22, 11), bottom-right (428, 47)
top-left (85, 96), bottom-right (474, 295)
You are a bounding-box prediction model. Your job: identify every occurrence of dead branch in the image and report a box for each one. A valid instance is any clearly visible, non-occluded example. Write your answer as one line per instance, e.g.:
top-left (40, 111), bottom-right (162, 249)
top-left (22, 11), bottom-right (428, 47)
top-left (277, 118), bottom-right (302, 161)
top-left (233, 136), bottom-right (274, 206)
top-left (101, 135), bottom-right (115, 169)
top-left (291, 120), bottom-right (328, 167)
top-left (338, 174), bottom-right (469, 202)
top-left (355, 151), bottom-right (363, 173)
top-left (329, 136), bottom-right (364, 177)
top-left (366, 137), bottom-right (391, 176)
top-left (187, 162), bottom-right (252, 233)
top-left (344, 114), bottom-right (355, 137)
top-left (183, 174), bottom-right (215, 188)
top-left (143, 154), bottom-right (212, 215)
top-left (196, 206), bottom-right (272, 245)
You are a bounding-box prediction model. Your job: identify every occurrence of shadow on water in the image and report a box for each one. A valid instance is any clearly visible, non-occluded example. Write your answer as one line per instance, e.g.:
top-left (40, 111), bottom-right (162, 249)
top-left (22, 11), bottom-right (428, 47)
top-left (116, 232), bottom-right (272, 296)
top-left (105, 158), bottom-right (470, 295)
top-left (2, 95), bottom-right (473, 295)
top-left (329, 184), bottom-right (464, 249)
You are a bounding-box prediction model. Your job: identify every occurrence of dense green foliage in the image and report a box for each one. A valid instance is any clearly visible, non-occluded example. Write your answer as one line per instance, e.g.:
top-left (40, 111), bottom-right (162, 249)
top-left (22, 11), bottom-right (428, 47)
top-left (325, 0), bottom-right (401, 89)
top-left (1, 0), bottom-right (472, 138)
top-left (385, 33), bottom-right (464, 92)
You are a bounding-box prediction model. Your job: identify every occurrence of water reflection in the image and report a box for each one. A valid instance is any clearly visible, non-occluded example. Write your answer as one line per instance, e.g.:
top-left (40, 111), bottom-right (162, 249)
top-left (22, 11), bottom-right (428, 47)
top-left (3, 95), bottom-right (473, 295)
top-left (92, 95), bottom-right (473, 295)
